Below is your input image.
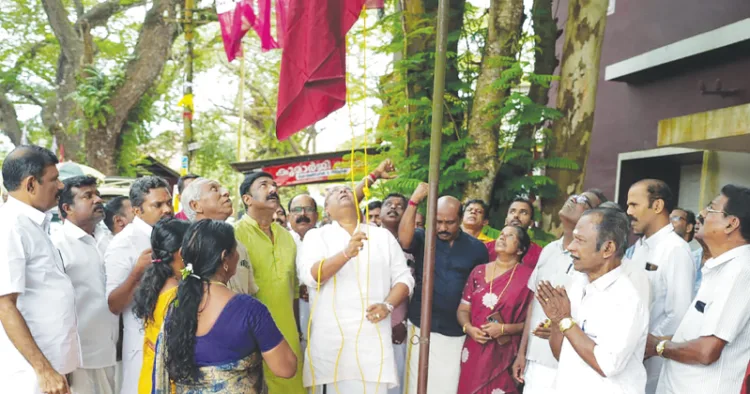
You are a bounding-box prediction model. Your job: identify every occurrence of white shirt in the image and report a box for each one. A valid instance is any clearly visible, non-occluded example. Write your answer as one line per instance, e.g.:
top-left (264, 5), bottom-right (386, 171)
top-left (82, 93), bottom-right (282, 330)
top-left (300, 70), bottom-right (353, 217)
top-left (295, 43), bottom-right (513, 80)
top-left (104, 216), bottom-right (152, 394)
top-left (555, 266), bottom-right (649, 394)
top-left (0, 197), bottom-right (80, 378)
top-left (526, 238), bottom-right (576, 368)
top-left (656, 244), bottom-right (750, 394)
top-left (621, 257), bottom-right (652, 306)
top-left (53, 221), bottom-right (118, 369)
top-left (298, 222), bottom-right (414, 388)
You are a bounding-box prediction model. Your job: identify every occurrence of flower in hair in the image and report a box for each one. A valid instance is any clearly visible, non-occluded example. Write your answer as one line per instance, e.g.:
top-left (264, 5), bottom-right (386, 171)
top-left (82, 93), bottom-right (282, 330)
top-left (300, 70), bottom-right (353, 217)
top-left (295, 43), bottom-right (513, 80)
top-left (180, 263), bottom-right (200, 280)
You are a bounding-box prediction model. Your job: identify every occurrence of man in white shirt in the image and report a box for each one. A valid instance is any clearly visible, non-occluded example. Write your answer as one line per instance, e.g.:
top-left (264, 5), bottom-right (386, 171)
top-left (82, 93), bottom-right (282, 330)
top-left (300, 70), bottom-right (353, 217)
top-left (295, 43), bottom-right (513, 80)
top-left (287, 193), bottom-right (320, 350)
top-left (181, 177), bottom-right (258, 295)
top-left (655, 184), bottom-right (750, 394)
top-left (538, 208), bottom-right (649, 394)
top-left (626, 179), bottom-right (694, 393)
top-left (105, 176), bottom-right (173, 394)
top-left (298, 185), bottom-right (414, 393)
top-left (54, 176), bottom-right (118, 394)
top-left (0, 145), bottom-right (78, 394)
top-left (512, 189), bottom-right (606, 393)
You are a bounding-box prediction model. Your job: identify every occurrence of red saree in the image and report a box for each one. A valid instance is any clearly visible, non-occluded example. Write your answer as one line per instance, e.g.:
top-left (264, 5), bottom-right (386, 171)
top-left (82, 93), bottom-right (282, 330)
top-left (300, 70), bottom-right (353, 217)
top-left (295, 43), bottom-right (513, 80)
top-left (457, 263), bottom-right (533, 394)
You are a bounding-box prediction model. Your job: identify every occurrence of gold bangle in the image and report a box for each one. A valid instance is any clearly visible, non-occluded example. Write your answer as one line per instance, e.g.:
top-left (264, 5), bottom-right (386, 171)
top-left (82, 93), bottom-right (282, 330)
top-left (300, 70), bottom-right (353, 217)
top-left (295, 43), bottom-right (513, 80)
top-left (500, 324), bottom-right (505, 336)
top-left (462, 323), bottom-right (470, 333)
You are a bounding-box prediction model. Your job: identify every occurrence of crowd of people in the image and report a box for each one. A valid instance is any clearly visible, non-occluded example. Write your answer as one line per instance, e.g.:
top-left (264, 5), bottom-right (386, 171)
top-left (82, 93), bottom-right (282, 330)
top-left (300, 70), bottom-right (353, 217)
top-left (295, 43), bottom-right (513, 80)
top-left (1, 144), bottom-right (750, 394)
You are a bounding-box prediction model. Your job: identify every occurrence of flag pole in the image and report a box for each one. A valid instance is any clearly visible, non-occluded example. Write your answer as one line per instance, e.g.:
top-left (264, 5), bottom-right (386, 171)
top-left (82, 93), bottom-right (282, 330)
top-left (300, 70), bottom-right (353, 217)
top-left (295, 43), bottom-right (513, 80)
top-left (416, 0), bottom-right (450, 392)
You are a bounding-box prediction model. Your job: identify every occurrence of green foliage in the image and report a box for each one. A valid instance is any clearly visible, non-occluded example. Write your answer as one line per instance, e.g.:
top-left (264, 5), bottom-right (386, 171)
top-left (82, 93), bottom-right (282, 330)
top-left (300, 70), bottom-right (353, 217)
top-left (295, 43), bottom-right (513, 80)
top-left (69, 67), bottom-right (123, 132)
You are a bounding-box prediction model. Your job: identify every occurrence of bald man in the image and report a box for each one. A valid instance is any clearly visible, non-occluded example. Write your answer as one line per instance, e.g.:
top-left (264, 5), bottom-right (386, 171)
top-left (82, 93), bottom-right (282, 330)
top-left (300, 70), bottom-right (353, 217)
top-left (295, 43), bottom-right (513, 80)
top-left (398, 183), bottom-right (489, 394)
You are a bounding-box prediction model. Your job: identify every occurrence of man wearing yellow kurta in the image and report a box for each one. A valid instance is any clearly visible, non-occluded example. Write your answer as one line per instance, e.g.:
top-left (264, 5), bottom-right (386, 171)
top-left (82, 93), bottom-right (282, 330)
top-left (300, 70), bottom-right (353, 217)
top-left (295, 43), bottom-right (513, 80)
top-left (235, 171), bottom-right (305, 393)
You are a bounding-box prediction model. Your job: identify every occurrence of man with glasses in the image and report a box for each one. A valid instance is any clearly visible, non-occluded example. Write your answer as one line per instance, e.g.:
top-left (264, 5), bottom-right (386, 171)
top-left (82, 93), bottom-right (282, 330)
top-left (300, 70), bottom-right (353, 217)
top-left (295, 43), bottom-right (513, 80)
top-left (626, 179), bottom-right (694, 394)
top-left (655, 184), bottom-right (750, 394)
top-left (671, 208), bottom-right (705, 296)
top-left (287, 193), bottom-right (319, 349)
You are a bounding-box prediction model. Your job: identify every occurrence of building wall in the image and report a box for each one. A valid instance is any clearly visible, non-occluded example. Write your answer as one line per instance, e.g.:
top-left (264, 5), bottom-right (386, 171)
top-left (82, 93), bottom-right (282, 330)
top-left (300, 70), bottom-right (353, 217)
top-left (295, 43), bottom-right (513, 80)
top-left (551, 0), bottom-right (750, 199)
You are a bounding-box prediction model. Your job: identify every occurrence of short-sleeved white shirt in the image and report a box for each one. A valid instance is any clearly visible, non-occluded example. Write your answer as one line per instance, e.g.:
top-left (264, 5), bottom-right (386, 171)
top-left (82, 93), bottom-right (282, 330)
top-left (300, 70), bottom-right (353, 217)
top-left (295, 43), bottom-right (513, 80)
top-left (53, 221), bottom-right (118, 369)
top-left (656, 244), bottom-right (750, 394)
top-left (0, 197), bottom-right (80, 377)
top-left (555, 266), bottom-right (649, 394)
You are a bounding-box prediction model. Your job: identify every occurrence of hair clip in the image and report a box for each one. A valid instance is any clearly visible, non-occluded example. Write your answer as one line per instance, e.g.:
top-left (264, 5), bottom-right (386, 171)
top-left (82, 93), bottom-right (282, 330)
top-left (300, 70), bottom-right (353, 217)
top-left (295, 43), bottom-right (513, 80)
top-left (152, 259), bottom-right (162, 263)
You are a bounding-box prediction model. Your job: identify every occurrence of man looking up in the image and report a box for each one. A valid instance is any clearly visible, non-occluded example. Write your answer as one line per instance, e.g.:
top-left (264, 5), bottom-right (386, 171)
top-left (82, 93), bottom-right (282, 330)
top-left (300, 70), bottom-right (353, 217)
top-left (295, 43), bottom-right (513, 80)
top-left (54, 176), bottom-right (117, 393)
top-left (181, 178), bottom-right (258, 295)
top-left (461, 199), bottom-right (493, 243)
top-left (487, 197), bottom-right (546, 268)
top-left (626, 179), bottom-right (694, 394)
top-left (0, 145), bottom-right (76, 394)
top-left (398, 183), bottom-right (488, 394)
top-left (656, 185), bottom-right (750, 394)
top-left (174, 173), bottom-right (199, 220)
top-left (234, 172), bottom-right (304, 393)
top-left (105, 176), bottom-right (173, 394)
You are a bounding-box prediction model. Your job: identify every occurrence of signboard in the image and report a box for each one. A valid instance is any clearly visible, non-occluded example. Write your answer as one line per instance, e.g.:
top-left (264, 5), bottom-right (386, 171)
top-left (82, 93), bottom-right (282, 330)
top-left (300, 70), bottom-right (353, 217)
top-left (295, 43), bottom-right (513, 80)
top-left (262, 157), bottom-right (365, 187)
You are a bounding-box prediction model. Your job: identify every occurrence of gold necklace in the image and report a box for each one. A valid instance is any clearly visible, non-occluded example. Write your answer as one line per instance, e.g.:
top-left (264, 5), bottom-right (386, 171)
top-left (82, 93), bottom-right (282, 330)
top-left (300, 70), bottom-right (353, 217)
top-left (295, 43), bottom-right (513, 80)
top-left (209, 280), bottom-right (229, 288)
top-left (487, 261), bottom-right (518, 308)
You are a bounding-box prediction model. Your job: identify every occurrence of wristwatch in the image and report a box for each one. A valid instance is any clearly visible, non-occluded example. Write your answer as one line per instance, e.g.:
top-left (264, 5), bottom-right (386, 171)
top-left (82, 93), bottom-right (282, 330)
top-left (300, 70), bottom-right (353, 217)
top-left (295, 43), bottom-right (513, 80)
top-left (383, 302), bottom-right (394, 314)
top-left (558, 317), bottom-right (576, 333)
top-left (656, 339), bottom-right (668, 357)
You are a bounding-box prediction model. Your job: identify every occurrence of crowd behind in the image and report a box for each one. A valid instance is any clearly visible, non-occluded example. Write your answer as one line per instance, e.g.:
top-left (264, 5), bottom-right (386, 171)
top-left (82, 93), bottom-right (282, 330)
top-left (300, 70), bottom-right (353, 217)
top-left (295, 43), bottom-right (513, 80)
top-left (1, 144), bottom-right (750, 394)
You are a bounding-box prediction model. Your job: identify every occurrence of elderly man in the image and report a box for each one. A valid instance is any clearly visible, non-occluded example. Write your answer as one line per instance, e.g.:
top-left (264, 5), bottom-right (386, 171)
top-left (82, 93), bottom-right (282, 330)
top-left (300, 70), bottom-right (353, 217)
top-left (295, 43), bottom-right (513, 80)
top-left (181, 177), bottom-right (258, 295)
top-left (512, 189), bottom-right (605, 393)
top-left (105, 176), bottom-right (173, 394)
top-left (0, 145), bottom-right (77, 394)
top-left (173, 173), bottom-right (199, 220)
top-left (398, 183), bottom-right (489, 394)
top-left (287, 193), bottom-right (319, 348)
top-left (539, 208), bottom-right (649, 393)
top-left (626, 179), bottom-right (694, 393)
top-left (299, 185), bottom-right (413, 393)
top-left (655, 185), bottom-right (750, 394)
top-left (234, 172), bottom-right (305, 393)
top-left (53, 176), bottom-right (118, 394)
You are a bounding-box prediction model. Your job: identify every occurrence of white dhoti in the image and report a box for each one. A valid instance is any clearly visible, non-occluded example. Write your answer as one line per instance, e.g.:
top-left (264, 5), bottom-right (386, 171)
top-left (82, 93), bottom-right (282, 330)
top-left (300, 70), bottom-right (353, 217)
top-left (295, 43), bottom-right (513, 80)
top-left (645, 356), bottom-right (664, 394)
top-left (523, 360), bottom-right (558, 394)
top-left (404, 321), bottom-right (464, 394)
top-left (69, 367), bottom-right (116, 394)
top-left (309, 380), bottom-right (389, 394)
top-left (388, 342), bottom-right (407, 394)
top-left (114, 361), bottom-right (123, 394)
top-left (300, 298), bottom-right (311, 350)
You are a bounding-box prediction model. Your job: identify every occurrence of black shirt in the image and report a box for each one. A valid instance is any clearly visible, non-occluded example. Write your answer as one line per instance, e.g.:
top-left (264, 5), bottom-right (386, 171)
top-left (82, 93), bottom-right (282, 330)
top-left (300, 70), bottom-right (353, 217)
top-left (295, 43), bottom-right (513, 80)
top-left (407, 229), bottom-right (489, 336)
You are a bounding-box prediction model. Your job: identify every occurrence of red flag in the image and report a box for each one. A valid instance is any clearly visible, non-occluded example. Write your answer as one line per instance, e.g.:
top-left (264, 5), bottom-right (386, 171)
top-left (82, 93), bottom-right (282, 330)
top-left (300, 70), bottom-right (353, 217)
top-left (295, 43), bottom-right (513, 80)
top-left (275, 0), bottom-right (367, 140)
top-left (217, 0), bottom-right (279, 62)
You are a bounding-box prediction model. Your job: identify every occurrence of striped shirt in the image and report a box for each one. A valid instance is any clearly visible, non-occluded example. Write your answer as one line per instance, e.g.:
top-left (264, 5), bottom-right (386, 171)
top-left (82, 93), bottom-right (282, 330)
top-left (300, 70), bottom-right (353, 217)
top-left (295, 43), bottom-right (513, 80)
top-left (656, 244), bottom-right (750, 394)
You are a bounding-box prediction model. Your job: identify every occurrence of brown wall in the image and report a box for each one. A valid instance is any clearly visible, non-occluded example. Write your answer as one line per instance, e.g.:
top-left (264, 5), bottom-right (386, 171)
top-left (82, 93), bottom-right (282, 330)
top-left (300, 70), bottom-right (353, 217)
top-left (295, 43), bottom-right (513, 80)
top-left (551, 0), bottom-right (750, 200)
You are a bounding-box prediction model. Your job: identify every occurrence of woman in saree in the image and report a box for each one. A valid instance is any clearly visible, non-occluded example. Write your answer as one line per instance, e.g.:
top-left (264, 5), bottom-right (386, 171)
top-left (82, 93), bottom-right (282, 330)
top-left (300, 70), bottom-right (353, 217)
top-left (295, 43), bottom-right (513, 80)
top-left (456, 225), bottom-right (534, 394)
top-left (133, 217), bottom-right (190, 394)
top-left (155, 219), bottom-right (297, 393)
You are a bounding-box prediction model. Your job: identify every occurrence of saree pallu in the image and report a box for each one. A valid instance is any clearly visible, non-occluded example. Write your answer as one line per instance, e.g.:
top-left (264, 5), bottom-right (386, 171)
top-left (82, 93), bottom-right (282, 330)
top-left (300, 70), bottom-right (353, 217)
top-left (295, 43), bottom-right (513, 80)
top-left (152, 329), bottom-right (267, 394)
top-left (457, 263), bottom-right (533, 394)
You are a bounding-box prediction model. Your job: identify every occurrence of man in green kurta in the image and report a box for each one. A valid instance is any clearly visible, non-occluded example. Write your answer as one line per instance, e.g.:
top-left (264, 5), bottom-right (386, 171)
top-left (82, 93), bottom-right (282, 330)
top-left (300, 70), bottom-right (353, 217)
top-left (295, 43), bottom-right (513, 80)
top-left (235, 172), bottom-right (305, 393)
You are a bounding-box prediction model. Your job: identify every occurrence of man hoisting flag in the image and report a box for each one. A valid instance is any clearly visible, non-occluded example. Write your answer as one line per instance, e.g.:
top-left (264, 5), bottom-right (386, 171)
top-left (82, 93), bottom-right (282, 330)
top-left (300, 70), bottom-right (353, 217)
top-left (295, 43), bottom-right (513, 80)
top-left (276, 0), bottom-right (368, 140)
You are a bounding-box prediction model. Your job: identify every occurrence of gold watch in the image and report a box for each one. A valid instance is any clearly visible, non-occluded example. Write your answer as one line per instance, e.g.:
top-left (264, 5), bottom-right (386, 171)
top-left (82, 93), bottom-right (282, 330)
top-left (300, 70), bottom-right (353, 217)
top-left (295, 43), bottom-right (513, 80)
top-left (656, 339), bottom-right (668, 357)
top-left (558, 317), bottom-right (576, 333)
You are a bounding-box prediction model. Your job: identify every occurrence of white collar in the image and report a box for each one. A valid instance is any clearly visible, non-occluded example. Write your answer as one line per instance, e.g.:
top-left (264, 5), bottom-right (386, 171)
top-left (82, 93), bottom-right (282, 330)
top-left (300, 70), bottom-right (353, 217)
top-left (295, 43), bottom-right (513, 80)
top-left (704, 244), bottom-right (750, 270)
top-left (584, 266), bottom-right (623, 293)
top-left (5, 196), bottom-right (52, 230)
top-left (132, 216), bottom-right (153, 237)
top-left (639, 223), bottom-right (674, 248)
top-left (62, 220), bottom-right (91, 240)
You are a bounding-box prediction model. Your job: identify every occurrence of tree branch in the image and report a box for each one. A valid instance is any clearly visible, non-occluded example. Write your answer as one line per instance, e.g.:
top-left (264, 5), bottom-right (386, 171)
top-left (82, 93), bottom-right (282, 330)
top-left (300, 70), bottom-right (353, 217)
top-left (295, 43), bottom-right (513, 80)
top-left (80, 0), bottom-right (148, 29)
top-left (0, 89), bottom-right (23, 145)
top-left (41, 0), bottom-right (83, 62)
top-left (73, 0), bottom-right (85, 18)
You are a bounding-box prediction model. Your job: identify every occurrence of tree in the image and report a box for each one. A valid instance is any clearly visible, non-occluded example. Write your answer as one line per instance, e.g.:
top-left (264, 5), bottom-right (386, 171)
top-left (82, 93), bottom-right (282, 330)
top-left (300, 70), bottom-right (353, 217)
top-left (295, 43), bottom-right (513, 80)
top-left (541, 0), bottom-right (609, 234)
top-left (463, 0), bottom-right (525, 202)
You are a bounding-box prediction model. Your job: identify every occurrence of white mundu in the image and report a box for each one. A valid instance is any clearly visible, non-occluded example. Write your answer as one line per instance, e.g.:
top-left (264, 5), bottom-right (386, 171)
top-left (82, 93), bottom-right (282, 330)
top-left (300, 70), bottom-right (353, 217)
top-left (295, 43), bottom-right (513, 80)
top-left (657, 244), bottom-right (750, 394)
top-left (104, 216), bottom-right (152, 394)
top-left (0, 197), bottom-right (80, 393)
top-left (54, 220), bottom-right (118, 393)
top-left (298, 222), bottom-right (414, 391)
top-left (629, 224), bottom-right (694, 394)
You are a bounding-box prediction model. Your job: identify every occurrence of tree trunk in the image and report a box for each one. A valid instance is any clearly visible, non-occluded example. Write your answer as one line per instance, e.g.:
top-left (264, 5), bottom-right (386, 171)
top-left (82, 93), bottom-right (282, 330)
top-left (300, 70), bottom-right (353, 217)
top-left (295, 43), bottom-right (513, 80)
top-left (541, 0), bottom-right (608, 235)
top-left (0, 89), bottom-right (22, 145)
top-left (86, 0), bottom-right (179, 175)
top-left (462, 0), bottom-right (524, 202)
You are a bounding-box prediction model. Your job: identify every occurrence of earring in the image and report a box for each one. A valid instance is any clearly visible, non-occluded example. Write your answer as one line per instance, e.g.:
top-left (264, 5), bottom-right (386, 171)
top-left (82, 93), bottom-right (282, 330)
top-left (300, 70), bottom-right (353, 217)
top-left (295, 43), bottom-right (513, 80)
top-left (224, 264), bottom-right (229, 272)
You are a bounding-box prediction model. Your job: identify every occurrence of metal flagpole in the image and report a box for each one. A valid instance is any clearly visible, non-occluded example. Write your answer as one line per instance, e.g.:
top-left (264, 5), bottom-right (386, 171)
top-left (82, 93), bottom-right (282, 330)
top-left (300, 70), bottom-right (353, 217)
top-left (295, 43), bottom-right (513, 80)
top-left (416, 0), bottom-right (451, 392)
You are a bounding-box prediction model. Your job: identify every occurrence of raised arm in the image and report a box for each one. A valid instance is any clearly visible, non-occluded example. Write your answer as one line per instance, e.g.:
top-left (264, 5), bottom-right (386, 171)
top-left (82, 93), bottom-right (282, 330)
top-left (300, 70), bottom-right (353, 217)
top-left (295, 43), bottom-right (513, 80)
top-left (354, 159), bottom-right (396, 203)
top-left (398, 182), bottom-right (428, 250)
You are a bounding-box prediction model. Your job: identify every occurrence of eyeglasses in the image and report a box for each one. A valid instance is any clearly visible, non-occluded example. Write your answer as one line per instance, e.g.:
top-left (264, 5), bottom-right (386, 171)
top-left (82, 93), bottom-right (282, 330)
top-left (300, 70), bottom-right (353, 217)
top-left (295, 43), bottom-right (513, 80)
top-left (290, 207), bottom-right (316, 214)
top-left (669, 216), bottom-right (686, 222)
top-left (571, 194), bottom-right (593, 209)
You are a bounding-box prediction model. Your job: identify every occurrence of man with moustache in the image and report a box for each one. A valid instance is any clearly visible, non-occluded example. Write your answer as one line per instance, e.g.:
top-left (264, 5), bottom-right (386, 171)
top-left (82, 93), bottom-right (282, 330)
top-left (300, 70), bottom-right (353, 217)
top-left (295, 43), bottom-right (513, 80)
top-left (274, 205), bottom-right (289, 228)
top-left (379, 192), bottom-right (413, 394)
top-left (53, 176), bottom-right (118, 394)
top-left (512, 189), bottom-right (605, 393)
top-left (487, 197), bottom-right (545, 267)
top-left (105, 176), bottom-right (173, 394)
top-left (670, 208), bottom-right (704, 296)
top-left (366, 200), bottom-right (383, 226)
top-left (287, 193), bottom-right (319, 349)
top-left (0, 145), bottom-right (77, 394)
top-left (655, 185), bottom-right (750, 394)
top-left (298, 186), bottom-right (413, 393)
top-left (234, 172), bottom-right (304, 393)
top-left (398, 183), bottom-right (489, 394)
top-left (539, 208), bottom-right (649, 393)
top-left (626, 179), bottom-right (694, 394)
top-left (181, 178), bottom-right (258, 295)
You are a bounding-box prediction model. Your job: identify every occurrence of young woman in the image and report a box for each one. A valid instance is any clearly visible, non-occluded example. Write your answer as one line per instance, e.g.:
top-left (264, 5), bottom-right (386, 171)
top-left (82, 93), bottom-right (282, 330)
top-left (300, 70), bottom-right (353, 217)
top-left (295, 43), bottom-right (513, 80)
top-left (456, 225), bottom-right (534, 394)
top-left (132, 217), bottom-right (190, 394)
top-left (155, 219), bottom-right (297, 393)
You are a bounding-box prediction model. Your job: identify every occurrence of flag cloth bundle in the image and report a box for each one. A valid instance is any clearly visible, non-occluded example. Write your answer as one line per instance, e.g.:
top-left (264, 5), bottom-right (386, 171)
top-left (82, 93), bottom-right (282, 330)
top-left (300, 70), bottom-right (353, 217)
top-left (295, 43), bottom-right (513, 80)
top-left (217, 0), bottom-right (280, 62)
top-left (275, 0), bottom-right (367, 140)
